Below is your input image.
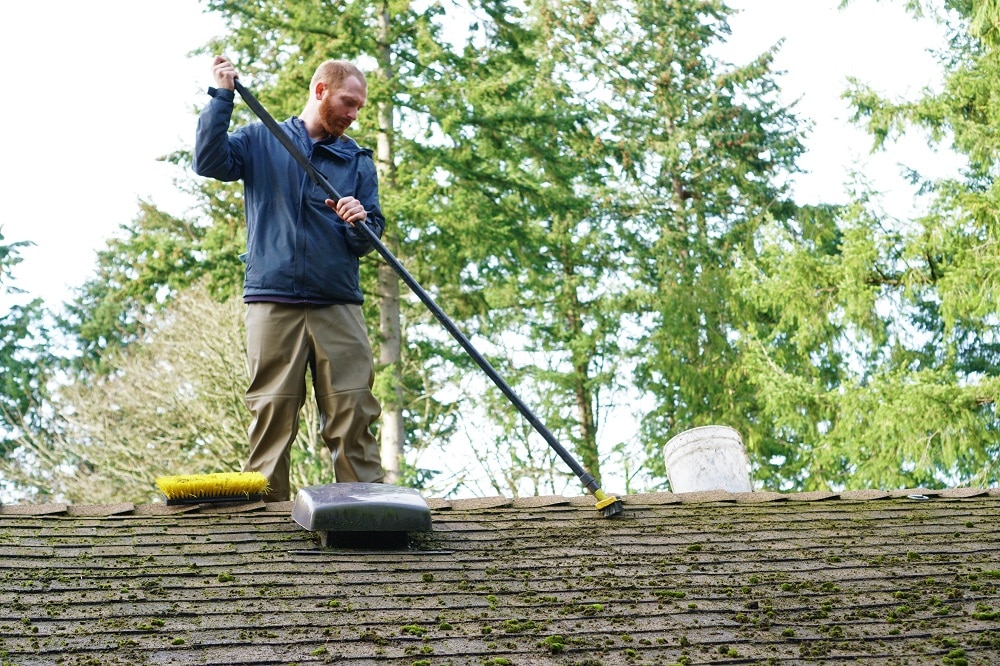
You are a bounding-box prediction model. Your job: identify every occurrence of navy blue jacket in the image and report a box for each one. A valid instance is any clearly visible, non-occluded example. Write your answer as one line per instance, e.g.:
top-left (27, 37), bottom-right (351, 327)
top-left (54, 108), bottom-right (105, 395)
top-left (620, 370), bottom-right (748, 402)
top-left (193, 87), bottom-right (385, 305)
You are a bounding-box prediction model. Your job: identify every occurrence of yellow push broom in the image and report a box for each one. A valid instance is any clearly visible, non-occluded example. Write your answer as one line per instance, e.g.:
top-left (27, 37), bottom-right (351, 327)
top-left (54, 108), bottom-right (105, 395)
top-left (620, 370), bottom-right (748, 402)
top-left (156, 471), bottom-right (269, 505)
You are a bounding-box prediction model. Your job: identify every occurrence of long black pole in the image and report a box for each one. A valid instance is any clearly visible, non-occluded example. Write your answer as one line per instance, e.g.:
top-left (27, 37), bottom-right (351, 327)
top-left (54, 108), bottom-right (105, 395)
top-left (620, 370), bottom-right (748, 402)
top-left (232, 81), bottom-right (604, 496)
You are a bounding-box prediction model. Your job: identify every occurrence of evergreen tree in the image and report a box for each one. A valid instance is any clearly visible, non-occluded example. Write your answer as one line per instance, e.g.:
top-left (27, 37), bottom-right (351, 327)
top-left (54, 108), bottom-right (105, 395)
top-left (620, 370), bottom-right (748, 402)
top-left (62, 194), bottom-right (244, 372)
top-left (0, 230), bottom-right (53, 456)
top-left (598, 0), bottom-right (806, 488)
top-left (732, 0), bottom-right (999, 489)
top-left (814, 0), bottom-right (999, 487)
top-left (401, 0), bottom-right (628, 491)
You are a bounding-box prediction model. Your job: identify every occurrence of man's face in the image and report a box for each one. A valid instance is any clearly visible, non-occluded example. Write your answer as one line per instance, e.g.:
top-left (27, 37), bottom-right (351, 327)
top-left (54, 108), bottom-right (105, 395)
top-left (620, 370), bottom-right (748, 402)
top-left (319, 75), bottom-right (367, 138)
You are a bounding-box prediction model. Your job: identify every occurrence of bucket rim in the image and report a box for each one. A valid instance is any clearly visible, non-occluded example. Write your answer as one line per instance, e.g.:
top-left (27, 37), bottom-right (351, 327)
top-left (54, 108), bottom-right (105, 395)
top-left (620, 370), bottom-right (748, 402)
top-left (664, 424), bottom-right (742, 443)
top-left (662, 425), bottom-right (744, 459)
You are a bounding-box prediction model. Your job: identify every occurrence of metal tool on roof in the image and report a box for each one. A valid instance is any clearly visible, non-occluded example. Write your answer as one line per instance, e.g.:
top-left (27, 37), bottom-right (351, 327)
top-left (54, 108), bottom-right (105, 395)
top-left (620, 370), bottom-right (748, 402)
top-left (292, 482), bottom-right (431, 549)
top-left (234, 79), bottom-right (624, 518)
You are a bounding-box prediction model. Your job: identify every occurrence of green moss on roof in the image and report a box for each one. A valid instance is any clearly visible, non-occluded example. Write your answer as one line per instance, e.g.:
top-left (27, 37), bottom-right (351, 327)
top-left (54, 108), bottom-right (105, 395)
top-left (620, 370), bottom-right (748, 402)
top-left (0, 491), bottom-right (998, 664)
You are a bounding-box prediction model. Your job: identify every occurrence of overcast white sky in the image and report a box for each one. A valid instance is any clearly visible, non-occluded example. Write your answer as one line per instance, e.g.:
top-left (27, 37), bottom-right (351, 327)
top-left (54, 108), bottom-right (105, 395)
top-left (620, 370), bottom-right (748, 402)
top-left (1, 0), bottom-right (223, 310)
top-left (1, 0), bottom-right (957, 312)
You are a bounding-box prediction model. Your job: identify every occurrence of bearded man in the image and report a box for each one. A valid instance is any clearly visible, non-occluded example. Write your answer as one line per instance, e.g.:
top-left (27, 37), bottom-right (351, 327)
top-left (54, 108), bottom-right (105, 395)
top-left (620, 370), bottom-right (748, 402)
top-left (194, 56), bottom-right (385, 501)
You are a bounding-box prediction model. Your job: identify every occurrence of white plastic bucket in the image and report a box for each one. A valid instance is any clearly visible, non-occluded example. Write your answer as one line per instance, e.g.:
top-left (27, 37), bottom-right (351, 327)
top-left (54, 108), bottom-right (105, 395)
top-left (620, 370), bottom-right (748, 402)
top-left (662, 425), bottom-right (752, 493)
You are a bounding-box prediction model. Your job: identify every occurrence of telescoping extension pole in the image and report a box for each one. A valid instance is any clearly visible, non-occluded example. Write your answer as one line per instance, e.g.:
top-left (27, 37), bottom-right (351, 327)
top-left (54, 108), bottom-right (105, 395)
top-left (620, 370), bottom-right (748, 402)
top-left (233, 80), bottom-right (623, 517)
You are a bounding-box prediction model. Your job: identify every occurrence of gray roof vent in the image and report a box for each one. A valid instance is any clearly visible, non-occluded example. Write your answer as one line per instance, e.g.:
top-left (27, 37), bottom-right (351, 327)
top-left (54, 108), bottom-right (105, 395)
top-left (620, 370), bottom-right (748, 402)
top-left (291, 482), bottom-right (432, 549)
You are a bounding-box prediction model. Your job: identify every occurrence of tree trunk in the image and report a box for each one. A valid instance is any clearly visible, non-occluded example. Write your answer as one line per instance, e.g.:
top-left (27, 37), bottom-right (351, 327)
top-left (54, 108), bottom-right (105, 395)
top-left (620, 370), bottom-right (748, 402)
top-left (375, 2), bottom-right (404, 484)
top-left (562, 259), bottom-right (601, 485)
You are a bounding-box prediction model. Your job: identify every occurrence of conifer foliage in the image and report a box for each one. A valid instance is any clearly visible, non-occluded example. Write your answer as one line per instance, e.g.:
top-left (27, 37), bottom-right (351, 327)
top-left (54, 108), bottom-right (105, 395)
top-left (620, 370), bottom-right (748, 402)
top-left (2, 1), bottom-right (997, 502)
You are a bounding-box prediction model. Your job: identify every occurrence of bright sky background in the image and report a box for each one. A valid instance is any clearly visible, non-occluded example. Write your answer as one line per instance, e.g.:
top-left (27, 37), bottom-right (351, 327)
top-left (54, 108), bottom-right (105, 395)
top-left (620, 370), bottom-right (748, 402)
top-left (1, 0), bottom-right (956, 313)
top-left (0, 0), bottom-right (964, 499)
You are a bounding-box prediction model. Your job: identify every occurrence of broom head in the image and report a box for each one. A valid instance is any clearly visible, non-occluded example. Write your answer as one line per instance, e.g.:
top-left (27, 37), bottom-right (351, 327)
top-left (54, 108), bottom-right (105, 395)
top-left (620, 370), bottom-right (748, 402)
top-left (156, 471), bottom-right (269, 505)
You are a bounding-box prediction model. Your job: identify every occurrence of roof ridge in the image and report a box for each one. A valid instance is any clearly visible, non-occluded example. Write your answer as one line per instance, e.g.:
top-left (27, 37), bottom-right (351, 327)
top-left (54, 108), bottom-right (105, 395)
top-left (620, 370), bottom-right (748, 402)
top-left (2, 486), bottom-right (997, 517)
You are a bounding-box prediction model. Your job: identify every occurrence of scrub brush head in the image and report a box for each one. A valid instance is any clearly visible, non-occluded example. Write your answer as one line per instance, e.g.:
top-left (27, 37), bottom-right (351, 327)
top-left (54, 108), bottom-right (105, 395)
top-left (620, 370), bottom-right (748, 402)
top-left (594, 490), bottom-right (624, 518)
top-left (156, 472), bottom-right (269, 505)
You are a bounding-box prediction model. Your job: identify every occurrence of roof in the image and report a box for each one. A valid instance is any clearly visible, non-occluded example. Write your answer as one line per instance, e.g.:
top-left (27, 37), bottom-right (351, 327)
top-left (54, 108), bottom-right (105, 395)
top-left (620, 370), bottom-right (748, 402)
top-left (3, 487), bottom-right (1000, 665)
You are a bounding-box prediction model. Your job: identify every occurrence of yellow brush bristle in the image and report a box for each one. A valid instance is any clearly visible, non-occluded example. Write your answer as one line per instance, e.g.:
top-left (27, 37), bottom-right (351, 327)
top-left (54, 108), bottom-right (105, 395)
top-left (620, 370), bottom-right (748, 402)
top-left (156, 472), bottom-right (269, 500)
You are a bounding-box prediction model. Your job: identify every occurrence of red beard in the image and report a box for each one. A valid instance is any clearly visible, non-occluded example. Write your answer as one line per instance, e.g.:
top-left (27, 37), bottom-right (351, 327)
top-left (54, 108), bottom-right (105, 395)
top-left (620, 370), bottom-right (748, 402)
top-left (319, 96), bottom-right (351, 138)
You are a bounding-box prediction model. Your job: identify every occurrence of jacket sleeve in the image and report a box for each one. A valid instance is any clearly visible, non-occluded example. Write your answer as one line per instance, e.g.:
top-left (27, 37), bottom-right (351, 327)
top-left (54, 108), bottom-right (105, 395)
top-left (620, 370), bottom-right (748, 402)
top-left (193, 87), bottom-right (247, 182)
top-left (346, 154), bottom-right (386, 257)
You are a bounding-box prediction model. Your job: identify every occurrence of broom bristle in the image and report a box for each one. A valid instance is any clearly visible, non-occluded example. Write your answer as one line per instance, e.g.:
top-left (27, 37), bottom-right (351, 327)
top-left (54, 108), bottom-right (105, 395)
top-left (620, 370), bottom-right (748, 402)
top-left (600, 499), bottom-right (624, 517)
top-left (156, 472), bottom-right (269, 501)
top-left (594, 491), bottom-right (624, 518)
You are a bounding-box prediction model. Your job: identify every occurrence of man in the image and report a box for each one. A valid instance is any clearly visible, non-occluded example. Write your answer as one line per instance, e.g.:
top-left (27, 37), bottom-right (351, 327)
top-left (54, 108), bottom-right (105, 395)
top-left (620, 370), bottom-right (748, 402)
top-left (194, 56), bottom-right (385, 501)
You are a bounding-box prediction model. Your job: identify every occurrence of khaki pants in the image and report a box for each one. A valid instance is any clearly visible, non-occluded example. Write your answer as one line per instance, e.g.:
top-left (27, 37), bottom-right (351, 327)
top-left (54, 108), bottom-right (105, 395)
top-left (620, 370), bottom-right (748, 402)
top-left (243, 302), bottom-right (383, 501)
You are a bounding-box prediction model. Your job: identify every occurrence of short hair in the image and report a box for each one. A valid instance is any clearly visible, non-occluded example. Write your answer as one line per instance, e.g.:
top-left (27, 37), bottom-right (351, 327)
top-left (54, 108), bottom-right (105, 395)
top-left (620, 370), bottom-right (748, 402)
top-left (311, 60), bottom-right (367, 92)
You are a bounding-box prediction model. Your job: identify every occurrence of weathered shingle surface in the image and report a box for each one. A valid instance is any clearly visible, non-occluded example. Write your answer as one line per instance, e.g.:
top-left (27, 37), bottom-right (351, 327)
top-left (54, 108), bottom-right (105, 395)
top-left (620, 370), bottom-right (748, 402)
top-left (2, 489), bottom-right (1000, 665)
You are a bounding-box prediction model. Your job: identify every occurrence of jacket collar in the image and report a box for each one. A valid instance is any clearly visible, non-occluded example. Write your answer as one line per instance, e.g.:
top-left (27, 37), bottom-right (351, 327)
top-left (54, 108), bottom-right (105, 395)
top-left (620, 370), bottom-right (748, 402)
top-left (289, 116), bottom-right (366, 160)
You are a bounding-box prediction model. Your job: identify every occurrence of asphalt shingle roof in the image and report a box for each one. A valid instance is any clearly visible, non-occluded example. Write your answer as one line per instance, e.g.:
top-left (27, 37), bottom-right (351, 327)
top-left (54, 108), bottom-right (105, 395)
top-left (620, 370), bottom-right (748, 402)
top-left (2, 487), bottom-right (1000, 665)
